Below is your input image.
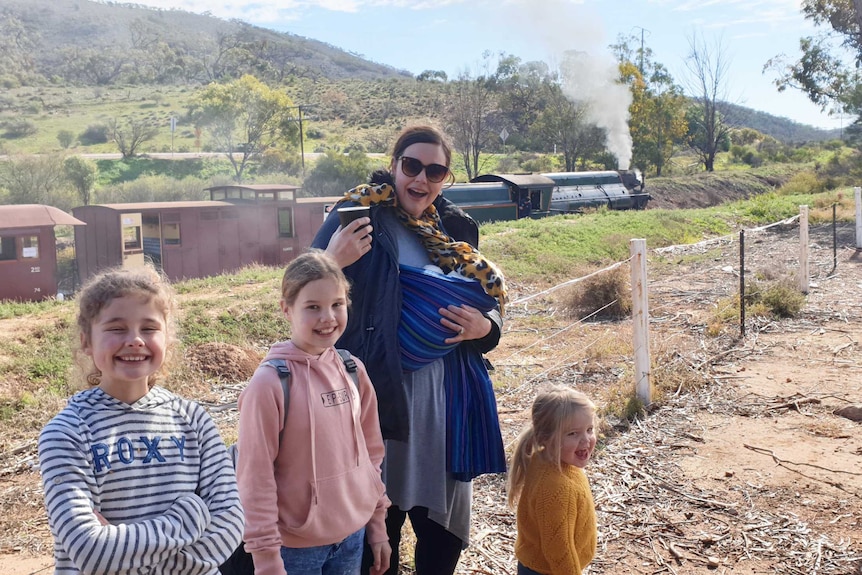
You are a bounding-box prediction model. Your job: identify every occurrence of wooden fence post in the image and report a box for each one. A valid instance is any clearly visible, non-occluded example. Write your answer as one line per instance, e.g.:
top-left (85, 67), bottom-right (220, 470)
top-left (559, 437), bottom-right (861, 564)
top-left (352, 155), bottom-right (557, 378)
top-left (629, 239), bottom-right (651, 406)
top-left (799, 205), bottom-right (809, 294)
top-left (856, 187), bottom-right (862, 250)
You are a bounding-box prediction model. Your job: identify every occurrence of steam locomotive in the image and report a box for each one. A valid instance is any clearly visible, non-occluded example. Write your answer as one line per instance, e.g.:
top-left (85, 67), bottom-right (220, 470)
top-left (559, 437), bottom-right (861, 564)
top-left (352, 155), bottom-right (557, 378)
top-left (443, 170), bottom-right (649, 223)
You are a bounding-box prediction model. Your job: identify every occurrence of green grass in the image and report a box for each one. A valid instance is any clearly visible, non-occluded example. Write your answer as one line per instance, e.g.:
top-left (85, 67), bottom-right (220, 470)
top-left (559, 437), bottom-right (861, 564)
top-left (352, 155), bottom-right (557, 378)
top-left (2, 85), bottom-right (197, 154)
top-left (481, 191), bottom-right (827, 284)
top-left (0, 187), bottom-right (844, 413)
top-left (0, 298), bottom-right (70, 320)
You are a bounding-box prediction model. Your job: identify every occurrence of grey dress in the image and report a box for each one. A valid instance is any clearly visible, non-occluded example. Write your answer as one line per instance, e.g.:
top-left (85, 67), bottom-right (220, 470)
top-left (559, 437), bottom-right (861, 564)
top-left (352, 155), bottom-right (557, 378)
top-left (380, 224), bottom-right (472, 545)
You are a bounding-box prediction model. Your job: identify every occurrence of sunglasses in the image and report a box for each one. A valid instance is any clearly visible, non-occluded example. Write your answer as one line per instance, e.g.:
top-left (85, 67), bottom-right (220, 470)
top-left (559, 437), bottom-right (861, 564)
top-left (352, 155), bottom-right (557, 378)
top-left (398, 156), bottom-right (450, 183)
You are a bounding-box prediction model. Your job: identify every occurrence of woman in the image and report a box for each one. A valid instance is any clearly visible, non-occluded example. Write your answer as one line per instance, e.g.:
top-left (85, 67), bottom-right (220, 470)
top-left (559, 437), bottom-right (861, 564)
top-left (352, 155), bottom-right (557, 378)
top-left (311, 124), bottom-right (507, 575)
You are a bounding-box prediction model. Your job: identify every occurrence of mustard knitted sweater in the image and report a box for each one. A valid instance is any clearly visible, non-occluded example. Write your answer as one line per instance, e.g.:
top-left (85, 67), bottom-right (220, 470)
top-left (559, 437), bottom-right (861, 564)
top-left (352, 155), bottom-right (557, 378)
top-left (515, 456), bottom-right (597, 575)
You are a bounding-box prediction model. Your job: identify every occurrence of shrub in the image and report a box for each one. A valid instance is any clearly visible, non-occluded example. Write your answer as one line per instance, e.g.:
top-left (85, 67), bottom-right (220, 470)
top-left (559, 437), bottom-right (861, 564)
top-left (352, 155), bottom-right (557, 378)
top-left (748, 278), bottom-right (806, 318)
top-left (708, 277), bottom-right (805, 335)
top-left (557, 265), bottom-right (631, 320)
top-left (79, 124), bottom-right (110, 145)
top-left (777, 171), bottom-right (824, 196)
top-left (2, 119), bottom-right (37, 139)
top-left (302, 149), bottom-right (371, 197)
top-left (57, 129), bottom-right (75, 149)
top-left (0, 75), bottom-right (21, 90)
top-left (259, 148), bottom-right (302, 176)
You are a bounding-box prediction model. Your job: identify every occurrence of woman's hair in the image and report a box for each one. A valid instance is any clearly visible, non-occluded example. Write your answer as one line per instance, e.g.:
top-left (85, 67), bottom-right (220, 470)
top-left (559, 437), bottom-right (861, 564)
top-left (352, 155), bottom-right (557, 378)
top-left (370, 124), bottom-right (455, 187)
top-left (389, 124), bottom-right (453, 167)
top-left (506, 386), bottom-right (596, 508)
top-left (281, 249), bottom-right (351, 307)
top-left (76, 264), bottom-right (177, 388)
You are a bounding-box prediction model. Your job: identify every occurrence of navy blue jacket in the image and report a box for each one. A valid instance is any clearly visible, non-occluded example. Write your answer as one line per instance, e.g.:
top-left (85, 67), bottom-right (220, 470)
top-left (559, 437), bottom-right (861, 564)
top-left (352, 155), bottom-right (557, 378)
top-left (311, 195), bottom-right (503, 441)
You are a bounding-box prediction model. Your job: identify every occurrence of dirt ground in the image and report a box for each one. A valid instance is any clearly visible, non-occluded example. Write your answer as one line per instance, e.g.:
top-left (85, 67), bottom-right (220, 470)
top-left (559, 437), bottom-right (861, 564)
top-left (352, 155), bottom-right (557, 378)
top-left (1, 221), bottom-right (860, 575)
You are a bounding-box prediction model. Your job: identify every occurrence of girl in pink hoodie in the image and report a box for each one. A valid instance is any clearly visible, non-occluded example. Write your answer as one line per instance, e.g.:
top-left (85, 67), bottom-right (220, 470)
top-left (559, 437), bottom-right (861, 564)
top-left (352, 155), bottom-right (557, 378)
top-left (236, 250), bottom-right (391, 575)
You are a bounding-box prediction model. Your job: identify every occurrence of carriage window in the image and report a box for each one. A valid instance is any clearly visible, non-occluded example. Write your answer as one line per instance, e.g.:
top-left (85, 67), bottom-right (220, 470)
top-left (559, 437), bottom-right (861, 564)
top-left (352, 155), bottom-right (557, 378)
top-left (123, 225), bottom-right (142, 251)
top-left (163, 223), bottom-right (181, 245)
top-left (21, 235), bottom-right (39, 259)
top-left (278, 208), bottom-right (294, 237)
top-left (0, 236), bottom-right (15, 261)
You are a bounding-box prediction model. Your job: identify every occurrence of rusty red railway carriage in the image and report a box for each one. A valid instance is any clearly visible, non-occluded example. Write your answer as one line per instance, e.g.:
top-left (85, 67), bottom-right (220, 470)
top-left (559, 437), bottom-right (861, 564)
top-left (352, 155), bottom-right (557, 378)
top-left (0, 204), bottom-right (86, 302)
top-left (73, 184), bottom-right (334, 284)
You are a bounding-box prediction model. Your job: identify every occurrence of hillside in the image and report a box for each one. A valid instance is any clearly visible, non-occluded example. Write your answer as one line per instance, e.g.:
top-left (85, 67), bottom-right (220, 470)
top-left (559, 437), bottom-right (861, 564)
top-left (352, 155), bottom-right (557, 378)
top-left (0, 0), bottom-right (409, 84)
top-left (0, 0), bottom-right (844, 164)
top-left (718, 101), bottom-right (841, 143)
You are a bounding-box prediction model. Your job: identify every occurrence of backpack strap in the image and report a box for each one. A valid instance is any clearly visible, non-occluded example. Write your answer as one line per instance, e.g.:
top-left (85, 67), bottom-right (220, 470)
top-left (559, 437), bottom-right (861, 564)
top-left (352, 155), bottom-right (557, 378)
top-left (336, 349), bottom-right (360, 391)
top-left (260, 359), bottom-right (291, 443)
top-left (257, 352), bottom-right (357, 445)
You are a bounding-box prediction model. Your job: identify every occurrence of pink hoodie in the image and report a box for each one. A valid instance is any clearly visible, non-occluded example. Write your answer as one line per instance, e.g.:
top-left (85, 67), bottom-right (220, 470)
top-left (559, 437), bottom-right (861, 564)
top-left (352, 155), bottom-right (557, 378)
top-left (236, 342), bottom-right (389, 575)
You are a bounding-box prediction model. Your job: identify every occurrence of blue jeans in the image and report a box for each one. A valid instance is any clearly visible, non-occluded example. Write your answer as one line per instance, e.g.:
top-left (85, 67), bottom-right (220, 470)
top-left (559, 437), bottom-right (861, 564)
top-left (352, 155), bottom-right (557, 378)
top-left (281, 527), bottom-right (365, 575)
top-left (517, 562), bottom-right (546, 575)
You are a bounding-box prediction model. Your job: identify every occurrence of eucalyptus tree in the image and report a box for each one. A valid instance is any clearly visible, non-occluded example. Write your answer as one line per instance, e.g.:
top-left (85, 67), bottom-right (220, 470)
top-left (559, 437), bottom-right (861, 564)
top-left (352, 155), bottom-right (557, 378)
top-left (530, 84), bottom-right (594, 171)
top-left (63, 156), bottom-right (98, 206)
top-left (613, 34), bottom-right (688, 176)
top-left (189, 74), bottom-right (300, 182)
top-left (491, 56), bottom-right (557, 151)
top-left (766, 0), bottom-right (862, 126)
top-left (0, 13), bottom-right (35, 84)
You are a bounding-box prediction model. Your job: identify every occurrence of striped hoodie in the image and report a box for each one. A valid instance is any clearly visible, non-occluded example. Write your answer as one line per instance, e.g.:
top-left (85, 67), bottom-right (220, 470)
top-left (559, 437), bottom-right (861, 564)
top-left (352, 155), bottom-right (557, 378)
top-left (38, 386), bottom-right (244, 575)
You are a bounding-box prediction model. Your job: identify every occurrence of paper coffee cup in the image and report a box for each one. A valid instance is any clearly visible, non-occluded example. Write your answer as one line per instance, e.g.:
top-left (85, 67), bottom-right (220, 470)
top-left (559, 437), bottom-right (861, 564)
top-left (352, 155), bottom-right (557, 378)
top-left (338, 205), bottom-right (370, 227)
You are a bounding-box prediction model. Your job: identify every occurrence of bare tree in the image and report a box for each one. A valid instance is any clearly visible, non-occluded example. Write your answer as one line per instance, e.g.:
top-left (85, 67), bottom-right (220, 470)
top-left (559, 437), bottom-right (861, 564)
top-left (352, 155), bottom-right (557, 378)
top-left (683, 33), bottom-right (733, 172)
top-left (445, 65), bottom-right (498, 180)
top-left (108, 118), bottom-right (158, 159)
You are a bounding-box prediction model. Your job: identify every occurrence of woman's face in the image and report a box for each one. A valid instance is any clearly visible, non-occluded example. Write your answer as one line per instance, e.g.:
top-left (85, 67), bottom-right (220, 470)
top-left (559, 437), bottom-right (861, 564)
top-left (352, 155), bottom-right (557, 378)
top-left (392, 142), bottom-right (448, 218)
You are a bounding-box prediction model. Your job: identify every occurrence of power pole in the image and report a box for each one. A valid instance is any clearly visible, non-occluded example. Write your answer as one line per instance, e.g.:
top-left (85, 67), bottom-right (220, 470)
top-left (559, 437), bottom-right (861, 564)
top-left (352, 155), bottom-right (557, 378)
top-left (297, 105), bottom-right (305, 175)
top-left (632, 26), bottom-right (650, 76)
top-left (287, 104), bottom-right (308, 175)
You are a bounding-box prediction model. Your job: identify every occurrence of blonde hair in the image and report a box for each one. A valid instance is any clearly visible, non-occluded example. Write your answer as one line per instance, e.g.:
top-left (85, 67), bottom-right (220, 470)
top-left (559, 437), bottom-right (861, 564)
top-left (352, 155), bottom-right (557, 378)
top-left (76, 264), bottom-right (177, 388)
top-left (507, 386), bottom-right (596, 508)
top-left (281, 249), bottom-right (351, 307)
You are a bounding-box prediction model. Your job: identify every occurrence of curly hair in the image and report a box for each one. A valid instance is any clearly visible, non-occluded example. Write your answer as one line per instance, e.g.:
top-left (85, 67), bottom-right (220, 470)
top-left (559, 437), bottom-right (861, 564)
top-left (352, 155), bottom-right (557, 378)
top-left (75, 264), bottom-right (177, 388)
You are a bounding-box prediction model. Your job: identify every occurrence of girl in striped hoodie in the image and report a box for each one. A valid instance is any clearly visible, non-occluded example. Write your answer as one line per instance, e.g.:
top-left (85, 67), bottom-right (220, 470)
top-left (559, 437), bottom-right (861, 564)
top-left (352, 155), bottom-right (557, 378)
top-left (38, 264), bottom-right (244, 574)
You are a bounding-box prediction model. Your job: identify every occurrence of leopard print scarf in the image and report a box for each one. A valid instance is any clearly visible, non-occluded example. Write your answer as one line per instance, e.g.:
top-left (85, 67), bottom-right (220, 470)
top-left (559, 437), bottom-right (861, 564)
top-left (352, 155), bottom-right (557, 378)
top-left (340, 183), bottom-right (508, 314)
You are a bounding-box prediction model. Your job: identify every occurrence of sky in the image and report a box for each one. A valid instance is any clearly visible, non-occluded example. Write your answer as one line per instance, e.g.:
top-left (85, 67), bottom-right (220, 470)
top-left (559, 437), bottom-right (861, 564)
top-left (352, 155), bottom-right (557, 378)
top-left (123, 0), bottom-right (850, 131)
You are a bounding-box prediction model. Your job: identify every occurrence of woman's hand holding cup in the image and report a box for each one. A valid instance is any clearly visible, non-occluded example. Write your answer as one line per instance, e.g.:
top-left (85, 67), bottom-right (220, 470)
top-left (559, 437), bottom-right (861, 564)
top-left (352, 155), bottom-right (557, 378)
top-left (326, 206), bottom-right (373, 267)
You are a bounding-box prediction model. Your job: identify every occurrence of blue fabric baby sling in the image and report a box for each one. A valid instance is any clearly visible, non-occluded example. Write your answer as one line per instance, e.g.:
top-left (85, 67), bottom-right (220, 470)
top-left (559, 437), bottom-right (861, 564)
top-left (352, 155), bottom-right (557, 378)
top-left (397, 264), bottom-right (506, 482)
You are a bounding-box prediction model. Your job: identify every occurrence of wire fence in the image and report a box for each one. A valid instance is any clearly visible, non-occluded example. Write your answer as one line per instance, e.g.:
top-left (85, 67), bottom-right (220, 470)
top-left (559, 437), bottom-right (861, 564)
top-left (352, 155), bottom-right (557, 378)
top-left (463, 207), bottom-right (862, 575)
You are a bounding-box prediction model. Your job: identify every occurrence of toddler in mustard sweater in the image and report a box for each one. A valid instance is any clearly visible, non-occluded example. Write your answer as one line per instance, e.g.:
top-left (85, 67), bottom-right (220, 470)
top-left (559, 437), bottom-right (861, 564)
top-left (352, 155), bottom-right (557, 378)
top-left (507, 387), bottom-right (598, 575)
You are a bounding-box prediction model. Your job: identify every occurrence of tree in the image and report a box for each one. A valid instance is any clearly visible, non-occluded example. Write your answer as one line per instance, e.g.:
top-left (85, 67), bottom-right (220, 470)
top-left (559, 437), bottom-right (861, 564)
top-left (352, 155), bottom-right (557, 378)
top-left (531, 84), bottom-right (593, 171)
top-left (302, 149), bottom-right (373, 197)
top-left (0, 13), bottom-right (36, 85)
top-left (63, 156), bottom-right (98, 206)
top-left (766, 1), bottom-right (862, 123)
top-left (59, 46), bottom-right (129, 85)
top-left (683, 34), bottom-right (733, 172)
top-left (613, 35), bottom-right (688, 176)
top-left (108, 117), bottom-right (158, 159)
top-left (492, 56), bottom-right (557, 151)
top-left (445, 56), bottom-right (499, 180)
top-left (57, 130), bottom-right (75, 149)
top-left (416, 70), bottom-right (447, 82)
top-left (0, 155), bottom-right (73, 209)
top-left (189, 74), bottom-right (300, 182)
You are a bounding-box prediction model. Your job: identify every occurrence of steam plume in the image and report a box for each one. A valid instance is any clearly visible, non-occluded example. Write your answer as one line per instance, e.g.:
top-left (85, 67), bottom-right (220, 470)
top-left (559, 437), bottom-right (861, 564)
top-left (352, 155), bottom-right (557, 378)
top-left (498, 0), bottom-right (633, 169)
